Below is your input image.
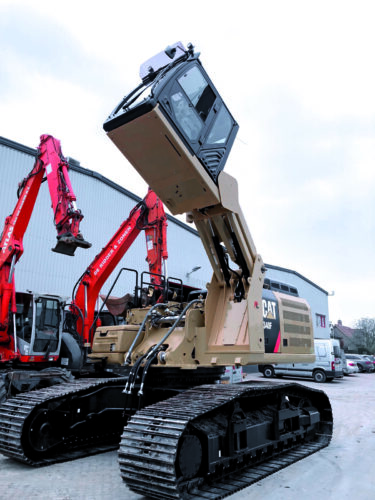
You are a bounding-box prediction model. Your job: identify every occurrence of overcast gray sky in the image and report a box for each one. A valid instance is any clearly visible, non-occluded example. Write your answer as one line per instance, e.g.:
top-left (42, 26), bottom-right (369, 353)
top-left (1, 0), bottom-right (374, 327)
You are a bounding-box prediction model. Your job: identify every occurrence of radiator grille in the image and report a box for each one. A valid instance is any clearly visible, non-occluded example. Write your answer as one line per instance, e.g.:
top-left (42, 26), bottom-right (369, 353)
top-left (284, 323), bottom-right (311, 335)
top-left (281, 299), bottom-right (309, 311)
top-left (289, 337), bottom-right (312, 347)
top-left (283, 310), bottom-right (310, 323)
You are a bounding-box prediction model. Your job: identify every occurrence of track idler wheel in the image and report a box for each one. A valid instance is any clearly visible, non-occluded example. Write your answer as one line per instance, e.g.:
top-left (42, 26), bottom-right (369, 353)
top-left (177, 433), bottom-right (203, 479)
top-left (26, 408), bottom-right (63, 456)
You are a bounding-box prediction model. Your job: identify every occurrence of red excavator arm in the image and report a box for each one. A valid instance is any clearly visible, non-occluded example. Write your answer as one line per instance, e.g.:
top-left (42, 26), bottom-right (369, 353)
top-left (71, 188), bottom-right (167, 346)
top-left (0, 134), bottom-right (91, 342)
top-left (143, 192), bottom-right (168, 286)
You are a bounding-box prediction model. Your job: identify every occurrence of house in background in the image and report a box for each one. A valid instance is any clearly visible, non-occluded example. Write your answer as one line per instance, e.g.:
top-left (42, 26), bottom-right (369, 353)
top-left (332, 320), bottom-right (360, 352)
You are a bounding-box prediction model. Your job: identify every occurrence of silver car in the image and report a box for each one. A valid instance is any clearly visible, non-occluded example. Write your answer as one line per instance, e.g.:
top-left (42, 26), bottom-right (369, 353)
top-left (360, 355), bottom-right (375, 372)
top-left (344, 358), bottom-right (359, 375)
top-left (346, 354), bottom-right (373, 373)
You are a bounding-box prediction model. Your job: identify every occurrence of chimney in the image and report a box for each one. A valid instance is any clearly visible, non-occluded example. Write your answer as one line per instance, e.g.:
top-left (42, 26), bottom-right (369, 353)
top-left (338, 319), bottom-right (342, 326)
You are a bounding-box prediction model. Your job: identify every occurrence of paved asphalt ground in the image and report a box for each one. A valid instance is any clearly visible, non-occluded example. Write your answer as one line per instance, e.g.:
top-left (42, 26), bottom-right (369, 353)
top-left (1, 372), bottom-right (374, 500)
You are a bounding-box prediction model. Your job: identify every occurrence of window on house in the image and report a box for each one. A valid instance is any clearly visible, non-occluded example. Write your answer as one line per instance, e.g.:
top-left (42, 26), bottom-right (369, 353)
top-left (316, 314), bottom-right (326, 328)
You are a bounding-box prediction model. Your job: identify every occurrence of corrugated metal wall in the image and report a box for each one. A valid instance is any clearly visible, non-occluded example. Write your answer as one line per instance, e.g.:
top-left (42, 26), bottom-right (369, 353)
top-left (0, 137), bottom-right (212, 302)
top-left (0, 137), bottom-right (329, 330)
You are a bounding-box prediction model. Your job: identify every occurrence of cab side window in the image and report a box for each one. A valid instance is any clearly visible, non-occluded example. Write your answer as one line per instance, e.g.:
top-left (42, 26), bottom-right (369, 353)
top-left (171, 92), bottom-right (203, 141)
top-left (207, 106), bottom-right (233, 144)
top-left (178, 66), bottom-right (216, 121)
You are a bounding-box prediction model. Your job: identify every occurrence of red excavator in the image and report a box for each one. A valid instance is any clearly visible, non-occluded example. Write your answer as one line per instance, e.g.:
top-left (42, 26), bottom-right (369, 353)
top-left (0, 181), bottom-right (169, 402)
top-left (63, 187), bottom-right (169, 368)
top-left (0, 185), bottom-right (173, 458)
top-left (0, 134), bottom-right (91, 361)
top-left (0, 134), bottom-right (92, 399)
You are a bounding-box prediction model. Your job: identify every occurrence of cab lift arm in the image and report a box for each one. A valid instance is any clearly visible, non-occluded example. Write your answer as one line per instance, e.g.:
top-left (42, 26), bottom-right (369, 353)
top-left (104, 42), bottom-right (314, 367)
top-left (70, 188), bottom-right (168, 348)
top-left (0, 134), bottom-right (91, 344)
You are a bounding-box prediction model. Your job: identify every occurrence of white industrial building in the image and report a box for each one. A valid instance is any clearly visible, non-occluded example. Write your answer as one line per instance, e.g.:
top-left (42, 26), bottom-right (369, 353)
top-left (0, 136), bottom-right (212, 302)
top-left (0, 136), bottom-right (329, 337)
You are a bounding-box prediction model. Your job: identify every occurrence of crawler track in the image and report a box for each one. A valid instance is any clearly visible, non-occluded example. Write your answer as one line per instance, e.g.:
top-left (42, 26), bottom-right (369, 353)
top-left (0, 376), bottom-right (6, 404)
top-left (119, 381), bottom-right (333, 499)
top-left (0, 377), bottom-right (127, 466)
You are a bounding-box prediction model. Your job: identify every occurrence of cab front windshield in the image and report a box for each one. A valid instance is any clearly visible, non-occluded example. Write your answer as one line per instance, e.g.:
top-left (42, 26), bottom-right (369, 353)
top-left (171, 65), bottom-right (232, 147)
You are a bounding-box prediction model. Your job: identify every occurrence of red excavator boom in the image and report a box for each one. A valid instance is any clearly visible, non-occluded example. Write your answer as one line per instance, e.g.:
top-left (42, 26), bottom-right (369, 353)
top-left (71, 188), bottom-right (167, 346)
top-left (0, 134), bottom-right (91, 352)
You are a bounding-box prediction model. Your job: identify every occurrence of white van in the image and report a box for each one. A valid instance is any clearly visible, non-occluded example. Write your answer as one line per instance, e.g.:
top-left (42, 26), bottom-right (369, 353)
top-left (221, 366), bottom-right (243, 384)
top-left (259, 339), bottom-right (343, 383)
top-left (330, 338), bottom-right (344, 377)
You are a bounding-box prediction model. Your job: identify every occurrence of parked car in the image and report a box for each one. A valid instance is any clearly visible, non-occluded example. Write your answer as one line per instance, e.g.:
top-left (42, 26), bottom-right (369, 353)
top-left (367, 354), bottom-right (375, 370)
top-left (344, 358), bottom-right (359, 375)
top-left (258, 339), bottom-right (342, 383)
top-left (346, 354), bottom-right (373, 373)
top-left (360, 355), bottom-right (375, 372)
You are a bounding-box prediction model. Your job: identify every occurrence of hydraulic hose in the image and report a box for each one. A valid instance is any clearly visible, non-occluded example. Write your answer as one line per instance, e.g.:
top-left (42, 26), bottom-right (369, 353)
top-left (145, 298), bottom-right (203, 361)
top-left (125, 302), bottom-right (169, 365)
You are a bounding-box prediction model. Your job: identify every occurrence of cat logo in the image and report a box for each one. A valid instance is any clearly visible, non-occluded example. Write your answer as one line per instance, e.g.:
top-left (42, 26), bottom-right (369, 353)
top-left (262, 299), bottom-right (277, 320)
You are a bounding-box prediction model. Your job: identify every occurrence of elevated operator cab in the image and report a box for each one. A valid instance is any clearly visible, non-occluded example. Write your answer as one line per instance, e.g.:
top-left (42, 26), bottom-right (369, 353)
top-left (104, 42), bottom-right (238, 214)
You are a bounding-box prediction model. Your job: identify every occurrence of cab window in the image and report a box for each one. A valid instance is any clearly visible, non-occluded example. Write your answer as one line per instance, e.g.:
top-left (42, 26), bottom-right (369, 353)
top-left (178, 66), bottom-right (216, 121)
top-left (35, 299), bottom-right (60, 332)
top-left (207, 105), bottom-right (233, 144)
top-left (171, 91), bottom-right (203, 141)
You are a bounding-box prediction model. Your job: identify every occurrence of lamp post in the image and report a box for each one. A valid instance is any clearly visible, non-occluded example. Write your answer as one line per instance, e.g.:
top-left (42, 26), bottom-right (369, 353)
top-left (186, 266), bottom-right (201, 279)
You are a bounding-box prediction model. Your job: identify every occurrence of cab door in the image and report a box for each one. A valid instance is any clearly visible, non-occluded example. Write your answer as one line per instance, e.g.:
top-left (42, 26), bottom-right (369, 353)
top-left (30, 296), bottom-right (62, 356)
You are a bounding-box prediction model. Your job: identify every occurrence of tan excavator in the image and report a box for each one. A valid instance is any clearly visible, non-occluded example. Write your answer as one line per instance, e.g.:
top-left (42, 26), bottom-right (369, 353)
top-left (0, 43), bottom-right (333, 500)
top-left (100, 41), bottom-right (333, 499)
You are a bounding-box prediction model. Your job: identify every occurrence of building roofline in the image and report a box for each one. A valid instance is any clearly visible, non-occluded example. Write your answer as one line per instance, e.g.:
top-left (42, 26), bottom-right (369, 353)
top-left (265, 263), bottom-right (328, 295)
top-left (0, 135), bottom-right (199, 237)
top-left (0, 136), bottom-right (331, 296)
top-left (333, 325), bottom-right (355, 338)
